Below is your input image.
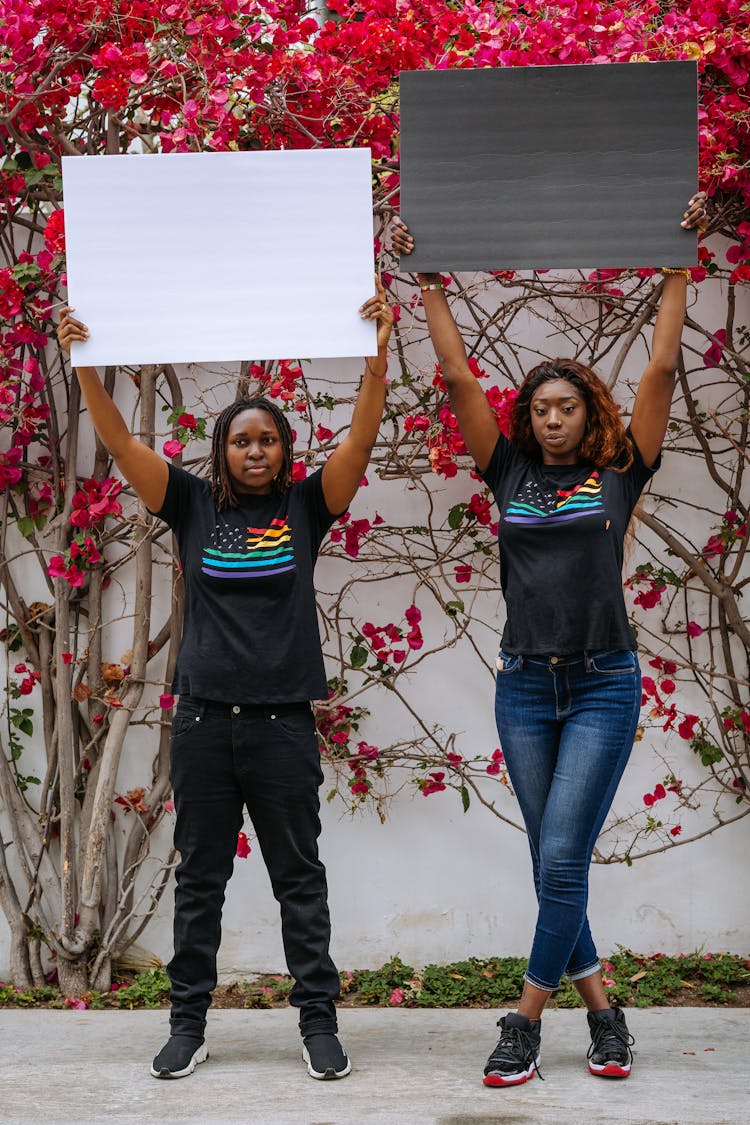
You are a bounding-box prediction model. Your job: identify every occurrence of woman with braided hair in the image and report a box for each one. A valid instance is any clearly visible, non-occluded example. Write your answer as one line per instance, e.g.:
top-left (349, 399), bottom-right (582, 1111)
top-left (57, 279), bottom-right (393, 1082)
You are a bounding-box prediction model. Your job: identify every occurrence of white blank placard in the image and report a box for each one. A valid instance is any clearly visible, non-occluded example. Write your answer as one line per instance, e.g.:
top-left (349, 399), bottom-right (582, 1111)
top-left (63, 149), bottom-right (376, 366)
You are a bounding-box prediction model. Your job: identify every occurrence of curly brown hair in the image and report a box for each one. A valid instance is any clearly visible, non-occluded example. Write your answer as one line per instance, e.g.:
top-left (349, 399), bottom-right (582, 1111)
top-left (509, 358), bottom-right (633, 472)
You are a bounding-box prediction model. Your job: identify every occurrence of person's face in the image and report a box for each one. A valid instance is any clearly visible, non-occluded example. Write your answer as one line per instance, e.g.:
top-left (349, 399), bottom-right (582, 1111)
top-left (224, 408), bottom-right (285, 495)
top-left (529, 378), bottom-right (588, 465)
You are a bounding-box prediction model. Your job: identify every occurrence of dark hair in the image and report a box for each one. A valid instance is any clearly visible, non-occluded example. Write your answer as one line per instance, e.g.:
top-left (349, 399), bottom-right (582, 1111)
top-left (509, 358), bottom-right (633, 472)
top-left (210, 396), bottom-right (294, 510)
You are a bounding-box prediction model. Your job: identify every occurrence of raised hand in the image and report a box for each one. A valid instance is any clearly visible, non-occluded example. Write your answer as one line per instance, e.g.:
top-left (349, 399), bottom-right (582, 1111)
top-left (681, 191), bottom-right (708, 232)
top-left (56, 307), bottom-right (89, 353)
top-left (359, 276), bottom-right (394, 352)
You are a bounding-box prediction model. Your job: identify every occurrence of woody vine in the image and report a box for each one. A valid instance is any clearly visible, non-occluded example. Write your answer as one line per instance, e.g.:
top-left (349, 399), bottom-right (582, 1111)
top-left (0, 1), bottom-right (747, 996)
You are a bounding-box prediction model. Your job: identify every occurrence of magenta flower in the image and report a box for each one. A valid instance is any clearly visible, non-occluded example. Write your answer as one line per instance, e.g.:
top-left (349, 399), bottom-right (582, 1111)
top-left (163, 439), bottom-right (185, 460)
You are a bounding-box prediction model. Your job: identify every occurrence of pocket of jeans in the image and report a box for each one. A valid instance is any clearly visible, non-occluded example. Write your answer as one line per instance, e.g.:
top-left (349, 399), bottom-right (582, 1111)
top-left (170, 697), bottom-right (204, 739)
top-left (495, 651), bottom-right (522, 675)
top-left (273, 706), bottom-right (315, 738)
top-left (588, 650), bottom-right (636, 676)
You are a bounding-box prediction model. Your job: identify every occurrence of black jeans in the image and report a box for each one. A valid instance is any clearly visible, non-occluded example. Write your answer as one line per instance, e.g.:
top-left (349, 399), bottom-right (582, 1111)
top-left (168, 696), bottom-right (340, 1038)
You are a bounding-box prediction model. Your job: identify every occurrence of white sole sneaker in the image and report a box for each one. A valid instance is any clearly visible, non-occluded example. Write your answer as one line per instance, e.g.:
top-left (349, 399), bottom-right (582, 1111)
top-left (150, 1041), bottom-right (208, 1079)
top-left (302, 1044), bottom-right (352, 1080)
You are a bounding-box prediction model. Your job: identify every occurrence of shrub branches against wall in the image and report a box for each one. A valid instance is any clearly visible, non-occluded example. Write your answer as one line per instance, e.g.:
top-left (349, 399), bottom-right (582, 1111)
top-left (0, 2), bottom-right (747, 992)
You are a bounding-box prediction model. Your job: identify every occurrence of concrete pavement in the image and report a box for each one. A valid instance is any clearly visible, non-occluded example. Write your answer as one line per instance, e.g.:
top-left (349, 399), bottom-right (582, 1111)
top-left (0, 1007), bottom-right (745, 1124)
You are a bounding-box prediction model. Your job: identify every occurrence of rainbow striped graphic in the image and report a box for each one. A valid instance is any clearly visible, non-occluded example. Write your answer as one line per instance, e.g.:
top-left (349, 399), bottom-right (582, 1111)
top-left (201, 517), bottom-right (295, 580)
top-left (504, 472), bottom-right (603, 526)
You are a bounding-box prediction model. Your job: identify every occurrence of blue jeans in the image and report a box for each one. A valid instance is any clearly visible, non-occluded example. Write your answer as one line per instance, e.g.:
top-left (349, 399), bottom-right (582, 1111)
top-left (494, 650), bottom-right (641, 991)
top-left (168, 697), bottom-right (340, 1038)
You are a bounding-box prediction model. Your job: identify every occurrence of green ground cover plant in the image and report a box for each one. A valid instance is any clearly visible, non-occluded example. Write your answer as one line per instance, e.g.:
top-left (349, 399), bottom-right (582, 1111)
top-left (1, 952), bottom-right (747, 1011)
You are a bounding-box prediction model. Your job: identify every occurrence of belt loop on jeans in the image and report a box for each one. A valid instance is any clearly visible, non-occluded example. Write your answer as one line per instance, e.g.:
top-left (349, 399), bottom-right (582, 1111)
top-left (518, 654), bottom-right (525, 670)
top-left (584, 651), bottom-right (593, 672)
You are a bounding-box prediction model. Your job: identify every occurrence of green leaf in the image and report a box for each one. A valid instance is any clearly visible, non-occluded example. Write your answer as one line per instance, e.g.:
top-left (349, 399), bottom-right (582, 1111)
top-left (448, 503), bottom-right (466, 530)
top-left (350, 644), bottom-right (368, 670)
top-left (460, 785), bottom-right (470, 813)
top-left (16, 516), bottom-right (35, 539)
top-left (444, 600), bottom-right (464, 617)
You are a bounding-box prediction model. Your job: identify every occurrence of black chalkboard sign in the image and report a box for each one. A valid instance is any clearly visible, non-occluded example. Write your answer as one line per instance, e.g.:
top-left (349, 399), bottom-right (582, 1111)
top-left (399, 62), bottom-right (698, 271)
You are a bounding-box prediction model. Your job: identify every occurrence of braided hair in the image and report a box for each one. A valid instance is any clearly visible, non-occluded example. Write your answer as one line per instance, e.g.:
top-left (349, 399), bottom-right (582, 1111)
top-left (509, 358), bottom-right (633, 472)
top-left (210, 396), bottom-right (294, 511)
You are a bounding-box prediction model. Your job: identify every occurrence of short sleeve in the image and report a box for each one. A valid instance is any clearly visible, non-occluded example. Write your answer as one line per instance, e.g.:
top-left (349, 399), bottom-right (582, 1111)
top-left (625, 428), bottom-right (661, 503)
top-left (290, 467), bottom-right (338, 545)
top-left (151, 462), bottom-right (205, 531)
top-left (478, 432), bottom-right (518, 494)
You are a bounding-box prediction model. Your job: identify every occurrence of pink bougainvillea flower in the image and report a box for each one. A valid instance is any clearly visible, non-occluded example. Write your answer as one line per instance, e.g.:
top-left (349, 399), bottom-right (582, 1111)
top-left (43, 209), bottom-right (66, 254)
top-left (389, 988), bottom-right (404, 1005)
top-left (678, 715), bottom-right (700, 740)
top-left (63, 997), bottom-right (88, 1010)
top-left (163, 439), bottom-right (184, 459)
top-left (61, 652), bottom-right (74, 664)
top-left (177, 412), bottom-right (197, 430)
top-left (686, 621), bottom-right (703, 638)
top-left (421, 771), bottom-right (446, 796)
top-left (356, 741), bottom-right (379, 761)
top-left (486, 748), bottom-right (504, 776)
top-left (703, 329), bottom-right (726, 368)
top-left (454, 564), bottom-right (472, 584)
top-left (159, 693), bottom-right (175, 710)
top-left (236, 831), bottom-right (251, 859)
top-left (163, 798), bottom-right (175, 813)
top-left (670, 825), bottom-right (682, 837)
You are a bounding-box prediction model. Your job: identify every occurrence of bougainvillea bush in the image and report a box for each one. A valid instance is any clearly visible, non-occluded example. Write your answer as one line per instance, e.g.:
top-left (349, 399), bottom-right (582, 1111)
top-left (0, 1), bottom-right (747, 995)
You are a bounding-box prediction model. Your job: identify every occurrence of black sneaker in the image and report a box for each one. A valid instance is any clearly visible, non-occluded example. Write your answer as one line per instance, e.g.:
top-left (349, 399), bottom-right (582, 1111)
top-left (150, 1035), bottom-right (208, 1079)
top-left (587, 1007), bottom-right (634, 1078)
top-left (302, 1033), bottom-right (351, 1080)
top-left (483, 1012), bottom-right (542, 1087)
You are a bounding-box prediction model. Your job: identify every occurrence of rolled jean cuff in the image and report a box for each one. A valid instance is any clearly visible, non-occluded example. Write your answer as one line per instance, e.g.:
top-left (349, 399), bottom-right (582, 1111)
top-left (567, 959), bottom-right (602, 983)
top-left (524, 970), bottom-right (563, 991)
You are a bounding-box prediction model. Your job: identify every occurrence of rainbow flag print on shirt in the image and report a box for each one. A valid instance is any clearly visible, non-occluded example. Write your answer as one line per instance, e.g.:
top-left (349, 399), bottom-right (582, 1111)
top-left (201, 517), bottom-right (295, 580)
top-left (504, 472), bottom-right (603, 526)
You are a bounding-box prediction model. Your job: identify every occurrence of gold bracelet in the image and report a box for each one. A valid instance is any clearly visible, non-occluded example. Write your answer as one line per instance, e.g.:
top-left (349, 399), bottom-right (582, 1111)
top-left (661, 267), bottom-right (691, 277)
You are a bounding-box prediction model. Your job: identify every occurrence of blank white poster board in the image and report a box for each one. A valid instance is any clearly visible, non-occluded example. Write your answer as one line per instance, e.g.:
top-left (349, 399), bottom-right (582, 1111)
top-left (62, 149), bottom-right (376, 366)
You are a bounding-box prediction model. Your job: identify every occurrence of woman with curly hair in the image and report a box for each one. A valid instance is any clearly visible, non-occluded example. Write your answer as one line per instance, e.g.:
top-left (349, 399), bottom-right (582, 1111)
top-left (393, 193), bottom-right (706, 1087)
top-left (57, 280), bottom-right (393, 1083)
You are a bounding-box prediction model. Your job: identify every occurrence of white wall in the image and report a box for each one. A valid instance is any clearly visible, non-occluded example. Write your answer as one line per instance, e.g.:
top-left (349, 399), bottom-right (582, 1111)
top-left (1, 266), bottom-right (748, 979)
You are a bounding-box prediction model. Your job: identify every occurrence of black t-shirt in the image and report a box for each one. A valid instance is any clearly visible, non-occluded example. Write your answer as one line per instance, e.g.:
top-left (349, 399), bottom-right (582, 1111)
top-left (155, 463), bottom-right (336, 703)
top-left (480, 431), bottom-right (658, 655)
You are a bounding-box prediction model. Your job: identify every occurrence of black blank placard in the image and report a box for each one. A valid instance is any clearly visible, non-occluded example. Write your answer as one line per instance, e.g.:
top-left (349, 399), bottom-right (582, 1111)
top-left (399, 62), bottom-right (697, 271)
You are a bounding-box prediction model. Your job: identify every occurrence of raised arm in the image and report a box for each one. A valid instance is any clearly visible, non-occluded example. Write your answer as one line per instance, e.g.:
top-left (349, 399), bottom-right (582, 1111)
top-left (321, 278), bottom-right (393, 515)
top-left (57, 309), bottom-right (169, 512)
top-left (392, 220), bottom-right (499, 472)
top-left (630, 192), bottom-right (708, 468)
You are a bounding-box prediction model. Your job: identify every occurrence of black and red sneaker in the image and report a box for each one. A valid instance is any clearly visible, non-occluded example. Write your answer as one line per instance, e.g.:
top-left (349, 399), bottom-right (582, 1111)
top-left (483, 1012), bottom-right (542, 1087)
top-left (587, 1007), bottom-right (634, 1077)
